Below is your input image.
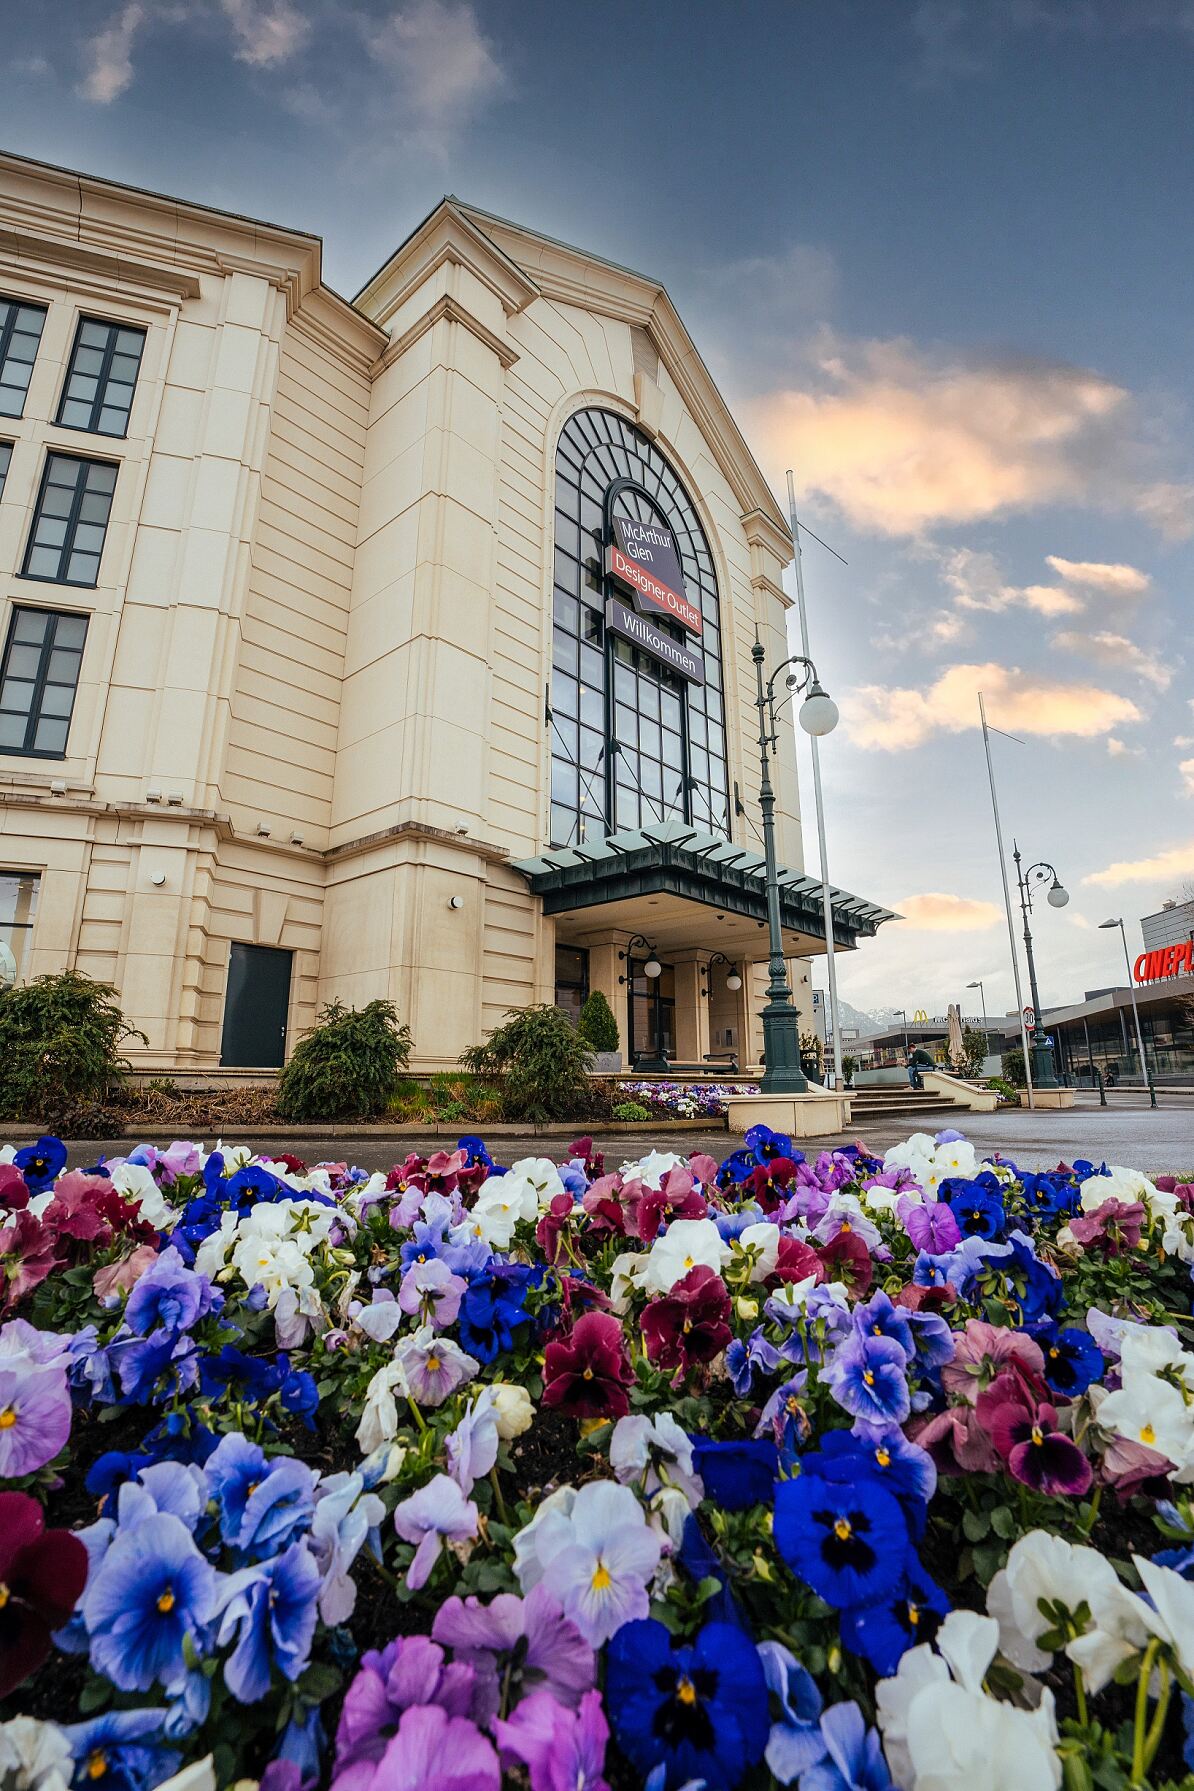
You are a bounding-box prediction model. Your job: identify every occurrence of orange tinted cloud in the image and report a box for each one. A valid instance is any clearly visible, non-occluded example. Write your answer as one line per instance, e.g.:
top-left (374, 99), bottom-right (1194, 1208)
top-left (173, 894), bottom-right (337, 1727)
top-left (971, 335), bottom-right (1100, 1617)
top-left (745, 341), bottom-right (1128, 535)
top-left (894, 893), bottom-right (1002, 931)
top-left (1045, 556), bottom-right (1151, 596)
top-left (1084, 841), bottom-right (1194, 887)
top-left (842, 662), bottom-right (1142, 751)
top-left (1051, 630), bottom-right (1171, 690)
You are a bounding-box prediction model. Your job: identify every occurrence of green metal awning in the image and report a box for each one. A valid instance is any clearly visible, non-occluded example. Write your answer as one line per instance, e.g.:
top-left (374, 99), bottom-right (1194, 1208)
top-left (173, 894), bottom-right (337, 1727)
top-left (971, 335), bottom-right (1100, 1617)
top-left (513, 819), bottom-right (898, 956)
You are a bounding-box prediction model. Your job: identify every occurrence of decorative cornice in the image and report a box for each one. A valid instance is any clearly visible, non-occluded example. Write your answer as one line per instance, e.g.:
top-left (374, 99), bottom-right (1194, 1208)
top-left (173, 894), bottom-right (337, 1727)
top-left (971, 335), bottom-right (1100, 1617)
top-left (0, 227), bottom-right (201, 304)
top-left (741, 507), bottom-right (794, 564)
top-left (373, 290), bottom-right (520, 377)
top-left (325, 818), bottom-right (512, 867)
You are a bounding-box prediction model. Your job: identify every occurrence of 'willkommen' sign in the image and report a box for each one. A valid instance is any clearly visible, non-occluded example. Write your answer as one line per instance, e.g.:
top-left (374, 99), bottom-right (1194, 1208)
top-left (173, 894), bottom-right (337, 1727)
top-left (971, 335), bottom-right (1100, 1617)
top-left (606, 517), bottom-right (702, 635)
top-left (605, 598), bottom-right (704, 684)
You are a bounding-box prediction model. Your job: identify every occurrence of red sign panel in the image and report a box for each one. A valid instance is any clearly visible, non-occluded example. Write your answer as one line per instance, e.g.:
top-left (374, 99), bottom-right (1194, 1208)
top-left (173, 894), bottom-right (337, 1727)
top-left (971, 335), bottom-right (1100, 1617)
top-left (1134, 942), bottom-right (1194, 983)
top-left (606, 539), bottom-right (702, 635)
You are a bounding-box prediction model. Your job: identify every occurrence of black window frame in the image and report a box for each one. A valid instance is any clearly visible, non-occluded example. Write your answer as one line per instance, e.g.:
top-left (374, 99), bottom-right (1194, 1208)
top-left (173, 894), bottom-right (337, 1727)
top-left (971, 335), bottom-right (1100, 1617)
top-left (20, 451), bottom-right (118, 589)
top-left (0, 296), bottom-right (47, 419)
top-left (55, 314), bottom-right (146, 439)
top-left (0, 604), bottom-right (89, 759)
top-left (0, 441), bottom-right (11, 502)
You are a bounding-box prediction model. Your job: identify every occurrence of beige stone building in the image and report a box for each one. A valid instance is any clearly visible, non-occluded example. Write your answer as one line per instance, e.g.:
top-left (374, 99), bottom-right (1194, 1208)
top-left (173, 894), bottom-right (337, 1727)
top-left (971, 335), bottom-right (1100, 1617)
top-left (0, 152), bottom-right (891, 1075)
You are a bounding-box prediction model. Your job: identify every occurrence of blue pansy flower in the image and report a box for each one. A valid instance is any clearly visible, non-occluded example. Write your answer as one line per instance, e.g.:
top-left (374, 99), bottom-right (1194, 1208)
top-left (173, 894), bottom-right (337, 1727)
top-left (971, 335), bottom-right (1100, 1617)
top-left (839, 1560), bottom-right (950, 1676)
top-left (457, 1134), bottom-right (496, 1169)
top-left (205, 1432), bottom-right (315, 1557)
top-left (745, 1124), bottom-right (794, 1163)
top-left (717, 1147), bottom-right (763, 1190)
top-left (112, 1328), bottom-right (201, 1406)
top-left (814, 1427), bottom-right (935, 1537)
top-left (214, 1542), bottom-right (321, 1703)
top-left (726, 1328), bottom-right (782, 1397)
top-left (774, 1472), bottom-right (908, 1610)
top-left (124, 1247), bottom-right (221, 1337)
top-left (62, 1709), bottom-right (178, 1791)
top-left (13, 1134), bottom-right (68, 1192)
top-left (800, 1700), bottom-right (893, 1791)
top-left (456, 1264), bottom-right (533, 1361)
top-left (606, 1617), bottom-right (770, 1791)
top-left (81, 1511), bottom-right (216, 1692)
top-left (1030, 1321), bottom-right (1105, 1397)
top-left (825, 1334), bottom-right (910, 1426)
top-left (399, 1219), bottom-right (447, 1271)
top-left (689, 1436), bottom-right (779, 1510)
top-left (947, 1182), bottom-right (1006, 1240)
top-left (851, 1290), bottom-right (915, 1361)
top-left (758, 1639), bottom-right (825, 1785)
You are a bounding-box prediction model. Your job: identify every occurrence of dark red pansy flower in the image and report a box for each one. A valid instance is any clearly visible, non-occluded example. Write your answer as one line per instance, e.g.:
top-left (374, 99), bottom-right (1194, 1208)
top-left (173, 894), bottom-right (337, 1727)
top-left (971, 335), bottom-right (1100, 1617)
top-left (1069, 1198), bottom-right (1147, 1254)
top-left (582, 1173), bottom-right (628, 1236)
top-left (816, 1229), bottom-right (873, 1297)
top-left (536, 1192), bottom-right (575, 1264)
top-left (0, 1165), bottom-right (29, 1211)
top-left (541, 1310), bottom-right (634, 1419)
top-left (642, 1265), bottom-right (732, 1372)
top-left (386, 1154), bottom-right (429, 1195)
top-left (768, 1235), bottom-right (826, 1287)
top-left (895, 1281), bottom-right (957, 1312)
top-left (272, 1152), bottom-right (308, 1176)
top-left (985, 1395), bottom-right (1093, 1497)
top-left (0, 1210), bottom-right (63, 1313)
top-left (570, 1136), bottom-right (604, 1179)
top-left (0, 1491), bottom-right (89, 1699)
top-left (636, 1168), bottom-right (708, 1244)
top-left (745, 1157), bottom-right (802, 1214)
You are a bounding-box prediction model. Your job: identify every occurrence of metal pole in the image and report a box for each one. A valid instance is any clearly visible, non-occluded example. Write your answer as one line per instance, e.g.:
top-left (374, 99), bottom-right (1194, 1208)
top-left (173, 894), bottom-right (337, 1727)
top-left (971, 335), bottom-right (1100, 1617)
top-left (1012, 844), bottom-right (1059, 1088)
top-left (1117, 919), bottom-right (1151, 1091)
top-left (752, 639), bottom-right (808, 1094)
top-left (786, 470), bottom-right (842, 1092)
top-left (979, 694), bottom-right (1035, 1109)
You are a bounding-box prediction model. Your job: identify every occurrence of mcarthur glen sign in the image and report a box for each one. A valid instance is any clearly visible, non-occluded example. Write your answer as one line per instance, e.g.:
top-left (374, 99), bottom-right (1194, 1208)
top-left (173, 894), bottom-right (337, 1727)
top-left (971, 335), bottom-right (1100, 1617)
top-left (605, 597), bottom-right (704, 684)
top-left (606, 517), bottom-right (702, 636)
top-left (1134, 941), bottom-right (1194, 983)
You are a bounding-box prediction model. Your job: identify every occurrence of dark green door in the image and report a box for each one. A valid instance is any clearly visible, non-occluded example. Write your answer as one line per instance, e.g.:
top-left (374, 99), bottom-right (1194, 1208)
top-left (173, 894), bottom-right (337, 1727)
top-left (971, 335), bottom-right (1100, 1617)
top-left (220, 943), bottom-right (292, 1067)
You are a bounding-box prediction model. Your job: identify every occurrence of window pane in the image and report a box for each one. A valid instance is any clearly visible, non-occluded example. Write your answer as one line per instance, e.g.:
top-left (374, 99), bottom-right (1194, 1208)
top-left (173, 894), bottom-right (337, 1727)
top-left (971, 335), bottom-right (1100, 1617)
top-left (57, 317), bottom-right (145, 438)
top-left (0, 714), bottom-right (26, 748)
top-left (0, 441), bottom-right (10, 499)
top-left (33, 716), bottom-right (68, 753)
top-left (4, 645), bottom-right (40, 679)
top-left (22, 455), bottom-right (115, 586)
top-left (0, 606), bottom-right (87, 757)
top-left (55, 615), bottom-right (87, 648)
top-left (0, 298), bottom-right (47, 418)
top-left (13, 611), bottom-right (47, 644)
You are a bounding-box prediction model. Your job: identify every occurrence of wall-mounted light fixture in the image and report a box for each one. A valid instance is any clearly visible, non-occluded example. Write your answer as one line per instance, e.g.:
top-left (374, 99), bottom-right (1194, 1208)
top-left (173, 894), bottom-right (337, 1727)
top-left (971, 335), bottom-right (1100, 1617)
top-left (702, 951), bottom-right (743, 997)
top-left (618, 934), bottom-right (661, 983)
top-left (145, 787), bottom-right (162, 804)
top-left (290, 832), bottom-right (304, 847)
top-left (49, 779), bottom-right (67, 796)
top-left (150, 871), bottom-right (166, 887)
top-left (256, 821), bottom-right (271, 838)
top-left (167, 791), bottom-right (184, 806)
top-left (448, 895), bottom-right (463, 909)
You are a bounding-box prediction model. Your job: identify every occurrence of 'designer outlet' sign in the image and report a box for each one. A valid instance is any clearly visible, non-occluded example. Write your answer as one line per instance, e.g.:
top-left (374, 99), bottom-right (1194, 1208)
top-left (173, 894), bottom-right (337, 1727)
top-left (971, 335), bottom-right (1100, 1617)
top-left (1134, 942), bottom-right (1194, 983)
top-left (606, 517), bottom-right (702, 636)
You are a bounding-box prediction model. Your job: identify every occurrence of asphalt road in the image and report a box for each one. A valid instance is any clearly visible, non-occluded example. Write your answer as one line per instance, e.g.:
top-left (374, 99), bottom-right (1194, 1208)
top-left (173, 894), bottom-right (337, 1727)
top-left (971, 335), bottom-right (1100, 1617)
top-left (35, 1092), bottom-right (1194, 1175)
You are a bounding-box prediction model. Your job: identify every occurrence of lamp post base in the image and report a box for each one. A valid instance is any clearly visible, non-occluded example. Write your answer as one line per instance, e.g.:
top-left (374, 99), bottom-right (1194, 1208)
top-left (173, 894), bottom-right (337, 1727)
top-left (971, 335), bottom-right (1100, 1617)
top-left (759, 1002), bottom-right (809, 1094)
top-left (726, 1090), bottom-right (852, 1138)
top-left (1028, 1037), bottom-right (1060, 1090)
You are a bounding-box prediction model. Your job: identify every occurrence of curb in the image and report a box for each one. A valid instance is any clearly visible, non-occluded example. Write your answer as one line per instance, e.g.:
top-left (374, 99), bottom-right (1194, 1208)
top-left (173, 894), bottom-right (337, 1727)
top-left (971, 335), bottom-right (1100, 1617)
top-left (0, 1116), bottom-right (728, 1143)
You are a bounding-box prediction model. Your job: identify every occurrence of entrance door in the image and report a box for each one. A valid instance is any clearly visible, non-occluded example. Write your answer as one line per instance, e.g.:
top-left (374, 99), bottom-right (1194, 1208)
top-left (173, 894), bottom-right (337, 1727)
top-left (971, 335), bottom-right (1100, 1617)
top-left (628, 959), bottom-right (675, 1067)
top-left (220, 943), bottom-right (292, 1067)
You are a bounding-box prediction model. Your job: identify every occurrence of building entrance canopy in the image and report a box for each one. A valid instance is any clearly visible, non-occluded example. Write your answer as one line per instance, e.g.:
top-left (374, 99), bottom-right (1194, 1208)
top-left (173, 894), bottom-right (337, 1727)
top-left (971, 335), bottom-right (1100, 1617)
top-left (513, 818), bottom-right (897, 956)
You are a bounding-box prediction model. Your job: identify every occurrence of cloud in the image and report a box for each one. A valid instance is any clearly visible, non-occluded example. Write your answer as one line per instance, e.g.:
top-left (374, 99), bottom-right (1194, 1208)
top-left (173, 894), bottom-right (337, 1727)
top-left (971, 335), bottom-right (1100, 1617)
top-left (894, 892), bottom-right (1002, 931)
top-left (842, 660), bottom-right (1143, 752)
top-left (1135, 481), bottom-right (1194, 541)
top-left (81, 2), bottom-right (143, 102)
top-left (367, 0), bottom-right (503, 136)
top-left (744, 336), bottom-right (1191, 539)
top-left (1085, 840), bottom-right (1194, 887)
top-left (1045, 555), bottom-right (1152, 596)
top-left (1182, 759), bottom-right (1194, 796)
top-left (939, 546), bottom-right (1083, 617)
top-left (1052, 629), bottom-right (1172, 690)
top-left (1107, 736), bottom-right (1145, 758)
top-left (221, 0), bottom-right (310, 64)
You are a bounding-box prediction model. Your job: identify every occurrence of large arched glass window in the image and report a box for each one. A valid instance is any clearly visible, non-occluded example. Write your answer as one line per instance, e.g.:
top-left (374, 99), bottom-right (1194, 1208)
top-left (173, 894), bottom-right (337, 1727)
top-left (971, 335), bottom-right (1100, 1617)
top-left (550, 408), bottom-right (730, 848)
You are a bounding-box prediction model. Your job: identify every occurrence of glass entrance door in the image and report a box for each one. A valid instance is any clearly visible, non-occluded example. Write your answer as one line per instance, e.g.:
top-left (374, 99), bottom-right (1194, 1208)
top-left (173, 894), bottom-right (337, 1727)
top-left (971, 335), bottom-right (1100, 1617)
top-left (628, 959), bottom-right (675, 1067)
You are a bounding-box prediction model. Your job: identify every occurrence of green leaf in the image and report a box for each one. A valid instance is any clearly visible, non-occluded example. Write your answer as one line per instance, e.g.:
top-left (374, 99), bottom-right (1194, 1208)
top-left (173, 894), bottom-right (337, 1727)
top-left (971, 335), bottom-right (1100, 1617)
top-left (962, 1507), bottom-right (991, 1541)
top-left (298, 1661), bottom-right (343, 1702)
top-left (990, 1504), bottom-right (1016, 1539)
top-left (78, 1678), bottom-right (111, 1714)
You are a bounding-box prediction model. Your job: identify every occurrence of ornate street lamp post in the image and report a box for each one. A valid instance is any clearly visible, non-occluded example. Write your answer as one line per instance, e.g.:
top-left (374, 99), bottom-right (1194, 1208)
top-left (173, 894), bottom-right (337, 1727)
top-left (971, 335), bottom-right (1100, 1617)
top-left (750, 638), bottom-right (838, 1094)
top-left (1011, 843), bottom-right (1069, 1089)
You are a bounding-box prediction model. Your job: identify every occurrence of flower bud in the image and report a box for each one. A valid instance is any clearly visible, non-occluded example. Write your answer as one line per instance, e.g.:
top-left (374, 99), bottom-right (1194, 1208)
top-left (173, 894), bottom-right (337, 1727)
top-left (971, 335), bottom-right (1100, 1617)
top-left (489, 1382), bottom-right (534, 1439)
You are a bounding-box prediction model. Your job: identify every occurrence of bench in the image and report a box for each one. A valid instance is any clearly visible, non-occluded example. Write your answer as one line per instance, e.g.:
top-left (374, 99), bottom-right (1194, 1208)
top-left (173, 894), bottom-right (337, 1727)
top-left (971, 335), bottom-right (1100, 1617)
top-left (629, 1054), bottom-right (740, 1076)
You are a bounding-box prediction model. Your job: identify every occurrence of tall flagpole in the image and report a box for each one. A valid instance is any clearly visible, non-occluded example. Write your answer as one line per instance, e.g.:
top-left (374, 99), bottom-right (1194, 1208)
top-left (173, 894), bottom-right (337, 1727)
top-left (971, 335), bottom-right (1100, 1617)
top-left (786, 469), bottom-right (843, 1091)
top-left (979, 691), bottom-right (1035, 1110)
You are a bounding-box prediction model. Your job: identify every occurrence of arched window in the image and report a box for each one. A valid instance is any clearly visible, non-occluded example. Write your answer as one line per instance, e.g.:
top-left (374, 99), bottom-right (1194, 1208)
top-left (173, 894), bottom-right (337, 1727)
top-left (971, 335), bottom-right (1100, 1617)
top-left (549, 408), bottom-right (730, 848)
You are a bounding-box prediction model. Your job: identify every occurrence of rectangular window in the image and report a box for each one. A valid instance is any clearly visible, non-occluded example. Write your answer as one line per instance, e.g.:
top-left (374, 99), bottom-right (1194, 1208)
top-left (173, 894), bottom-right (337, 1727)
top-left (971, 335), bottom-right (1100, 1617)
top-left (0, 606), bottom-right (88, 756)
top-left (0, 871), bottom-right (39, 988)
top-left (22, 453), bottom-right (117, 587)
top-left (0, 441), bottom-right (10, 500)
top-left (56, 316), bottom-right (146, 437)
top-left (0, 298), bottom-right (47, 418)
top-left (554, 945), bottom-right (590, 1029)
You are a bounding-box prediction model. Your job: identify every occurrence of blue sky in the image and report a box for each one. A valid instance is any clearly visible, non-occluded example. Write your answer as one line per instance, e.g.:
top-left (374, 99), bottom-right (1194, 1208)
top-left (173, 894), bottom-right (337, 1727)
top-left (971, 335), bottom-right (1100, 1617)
top-left (2, 0), bottom-right (1191, 1017)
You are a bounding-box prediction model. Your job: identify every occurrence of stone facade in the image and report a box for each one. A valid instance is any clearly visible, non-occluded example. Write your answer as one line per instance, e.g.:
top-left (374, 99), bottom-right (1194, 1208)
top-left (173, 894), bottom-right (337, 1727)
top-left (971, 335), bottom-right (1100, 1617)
top-left (0, 156), bottom-right (823, 1071)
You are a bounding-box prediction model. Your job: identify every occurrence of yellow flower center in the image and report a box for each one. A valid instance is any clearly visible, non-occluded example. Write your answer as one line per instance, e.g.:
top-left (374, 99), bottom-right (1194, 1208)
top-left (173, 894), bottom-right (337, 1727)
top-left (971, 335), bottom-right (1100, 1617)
top-left (87, 1753), bottom-right (107, 1781)
top-left (0, 1407), bottom-right (15, 1430)
top-left (907, 1602), bottom-right (920, 1626)
top-left (676, 1676), bottom-right (698, 1706)
top-left (834, 1517), bottom-right (852, 1541)
top-left (591, 1561), bottom-right (612, 1592)
top-left (875, 1446), bottom-right (891, 1467)
top-left (1048, 1347), bottom-right (1059, 1359)
top-left (1141, 1422), bottom-right (1156, 1444)
top-left (862, 1371), bottom-right (875, 1386)
top-left (0, 1583), bottom-right (9, 1609)
top-left (683, 1256), bottom-right (694, 1269)
top-left (582, 1366), bottom-right (594, 1380)
top-left (840, 1220), bottom-right (852, 1232)
top-left (1030, 1425), bottom-right (1044, 1446)
top-left (157, 1588), bottom-right (176, 1613)
top-left (786, 1396), bottom-right (801, 1415)
top-left (426, 1356), bottom-right (441, 1374)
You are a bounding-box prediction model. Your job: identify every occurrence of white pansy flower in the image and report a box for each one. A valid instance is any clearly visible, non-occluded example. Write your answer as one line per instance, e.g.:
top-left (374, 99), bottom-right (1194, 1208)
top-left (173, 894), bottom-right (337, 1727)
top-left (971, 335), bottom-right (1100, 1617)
top-left (0, 1716), bottom-right (72, 1791)
top-left (608, 1250), bottom-right (649, 1313)
top-left (108, 1160), bottom-right (177, 1231)
top-left (489, 1382), bottom-right (535, 1439)
top-left (644, 1217), bottom-right (729, 1293)
top-left (1133, 1555), bottom-right (1194, 1678)
top-left (934, 1137), bottom-right (979, 1179)
top-left (356, 1359), bottom-right (407, 1454)
top-left (623, 1149), bottom-right (686, 1190)
top-left (507, 1156), bottom-right (566, 1206)
top-left (986, 1530), bottom-right (1123, 1674)
top-left (734, 1220), bottom-right (781, 1282)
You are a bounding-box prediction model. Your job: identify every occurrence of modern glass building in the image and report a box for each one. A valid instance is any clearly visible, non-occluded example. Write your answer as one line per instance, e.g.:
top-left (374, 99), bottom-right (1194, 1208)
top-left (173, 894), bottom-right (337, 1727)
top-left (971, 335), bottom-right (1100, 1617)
top-left (0, 153), bottom-right (892, 1071)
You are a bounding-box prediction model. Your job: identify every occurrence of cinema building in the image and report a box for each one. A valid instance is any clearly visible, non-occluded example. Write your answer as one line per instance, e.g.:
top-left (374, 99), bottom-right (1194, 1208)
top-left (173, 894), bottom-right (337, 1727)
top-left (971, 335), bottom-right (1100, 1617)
top-left (0, 152), bottom-right (892, 1074)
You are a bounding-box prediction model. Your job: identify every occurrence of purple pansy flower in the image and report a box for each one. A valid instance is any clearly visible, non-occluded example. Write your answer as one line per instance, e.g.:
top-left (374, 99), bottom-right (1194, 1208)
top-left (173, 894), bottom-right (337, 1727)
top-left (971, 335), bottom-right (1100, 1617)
top-left (393, 1474), bottom-right (478, 1590)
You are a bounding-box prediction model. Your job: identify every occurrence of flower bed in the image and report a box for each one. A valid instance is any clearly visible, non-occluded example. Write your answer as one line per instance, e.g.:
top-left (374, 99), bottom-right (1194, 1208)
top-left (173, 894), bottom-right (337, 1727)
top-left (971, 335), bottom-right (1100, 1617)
top-left (620, 1081), bottom-right (759, 1119)
top-left (2, 1125), bottom-right (1193, 1791)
